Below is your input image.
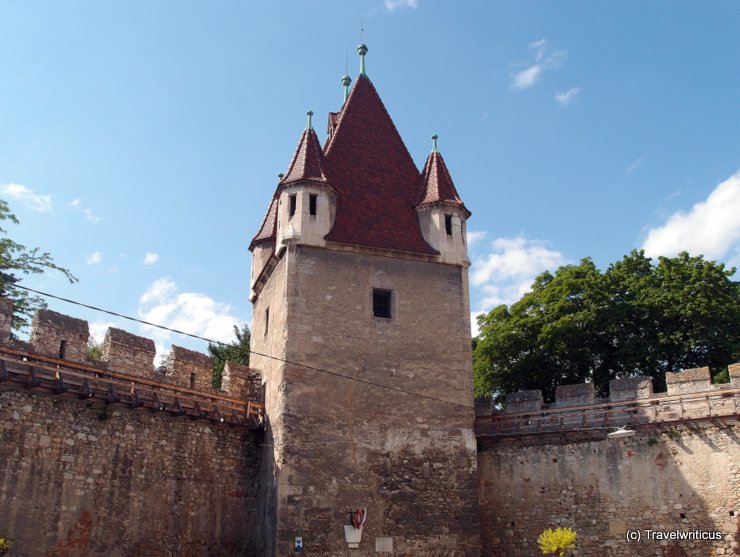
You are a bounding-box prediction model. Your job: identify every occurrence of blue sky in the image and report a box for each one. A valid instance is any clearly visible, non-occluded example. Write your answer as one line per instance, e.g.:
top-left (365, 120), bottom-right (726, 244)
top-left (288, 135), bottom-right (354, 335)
top-left (2, 0), bottom-right (739, 358)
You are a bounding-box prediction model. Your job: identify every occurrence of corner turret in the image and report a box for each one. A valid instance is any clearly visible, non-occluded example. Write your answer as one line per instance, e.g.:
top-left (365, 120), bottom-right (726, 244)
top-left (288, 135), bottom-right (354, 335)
top-left (274, 111), bottom-right (338, 251)
top-left (415, 134), bottom-right (471, 266)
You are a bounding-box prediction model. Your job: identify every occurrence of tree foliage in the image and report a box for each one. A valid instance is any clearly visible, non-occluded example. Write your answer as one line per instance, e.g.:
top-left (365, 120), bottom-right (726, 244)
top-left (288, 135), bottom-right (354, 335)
top-left (474, 250), bottom-right (740, 402)
top-left (0, 200), bottom-right (77, 334)
top-left (208, 323), bottom-right (251, 388)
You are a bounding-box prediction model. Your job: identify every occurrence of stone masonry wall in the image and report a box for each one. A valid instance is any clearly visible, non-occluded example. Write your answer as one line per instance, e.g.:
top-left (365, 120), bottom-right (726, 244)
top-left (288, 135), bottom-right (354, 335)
top-left (0, 387), bottom-right (262, 557)
top-left (477, 368), bottom-right (740, 556)
top-left (0, 299), bottom-right (264, 556)
top-left (478, 423), bottom-right (739, 556)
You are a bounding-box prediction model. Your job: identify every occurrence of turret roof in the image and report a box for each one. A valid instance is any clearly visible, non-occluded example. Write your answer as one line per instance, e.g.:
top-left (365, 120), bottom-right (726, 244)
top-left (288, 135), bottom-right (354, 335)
top-left (279, 121), bottom-right (327, 186)
top-left (249, 195), bottom-right (277, 250)
top-left (417, 147), bottom-right (470, 217)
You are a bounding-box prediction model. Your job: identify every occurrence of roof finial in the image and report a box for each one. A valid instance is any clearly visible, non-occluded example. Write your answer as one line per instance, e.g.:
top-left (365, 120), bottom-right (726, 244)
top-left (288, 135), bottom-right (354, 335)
top-left (341, 74), bottom-right (352, 102)
top-left (306, 110), bottom-right (314, 130)
top-left (358, 21), bottom-right (368, 78)
top-left (431, 134), bottom-right (439, 153)
top-left (357, 43), bottom-right (368, 77)
top-left (278, 173), bottom-right (284, 180)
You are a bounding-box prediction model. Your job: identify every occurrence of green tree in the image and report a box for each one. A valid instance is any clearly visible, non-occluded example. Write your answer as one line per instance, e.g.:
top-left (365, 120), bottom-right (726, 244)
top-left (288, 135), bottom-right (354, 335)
top-left (0, 200), bottom-right (77, 334)
top-left (208, 323), bottom-right (250, 388)
top-left (474, 250), bottom-right (740, 402)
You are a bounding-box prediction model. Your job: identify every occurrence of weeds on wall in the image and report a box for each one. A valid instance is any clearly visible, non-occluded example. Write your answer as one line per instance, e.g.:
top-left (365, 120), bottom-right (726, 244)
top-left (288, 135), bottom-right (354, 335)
top-left (538, 526), bottom-right (577, 556)
top-left (0, 534), bottom-right (13, 556)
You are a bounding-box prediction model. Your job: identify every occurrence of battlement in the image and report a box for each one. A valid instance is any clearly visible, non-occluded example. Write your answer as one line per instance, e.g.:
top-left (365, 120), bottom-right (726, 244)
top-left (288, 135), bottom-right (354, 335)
top-left (0, 297), bottom-right (261, 403)
top-left (475, 366), bottom-right (739, 438)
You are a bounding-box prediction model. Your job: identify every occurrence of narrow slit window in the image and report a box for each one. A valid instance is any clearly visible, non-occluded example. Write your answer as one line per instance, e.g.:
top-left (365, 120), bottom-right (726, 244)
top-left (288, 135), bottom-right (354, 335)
top-left (309, 194), bottom-right (317, 216)
top-left (190, 372), bottom-right (196, 389)
top-left (289, 195), bottom-right (297, 217)
top-left (373, 289), bottom-right (392, 319)
top-left (445, 214), bottom-right (453, 236)
top-left (265, 308), bottom-right (270, 336)
top-left (59, 340), bottom-right (67, 359)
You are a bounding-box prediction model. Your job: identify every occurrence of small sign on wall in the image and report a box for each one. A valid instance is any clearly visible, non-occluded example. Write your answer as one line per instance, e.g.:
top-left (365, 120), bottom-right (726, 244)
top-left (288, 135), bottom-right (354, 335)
top-left (295, 537), bottom-right (303, 552)
top-left (375, 537), bottom-right (393, 552)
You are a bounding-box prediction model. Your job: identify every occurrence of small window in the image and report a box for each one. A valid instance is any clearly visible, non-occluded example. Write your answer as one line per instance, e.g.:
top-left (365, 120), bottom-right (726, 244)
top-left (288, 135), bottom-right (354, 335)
top-left (59, 340), bottom-right (67, 359)
top-left (190, 372), bottom-right (196, 389)
top-left (265, 308), bottom-right (270, 336)
top-left (309, 194), bottom-right (317, 216)
top-left (289, 195), bottom-right (297, 217)
top-left (373, 289), bottom-right (392, 319)
top-left (445, 214), bottom-right (453, 236)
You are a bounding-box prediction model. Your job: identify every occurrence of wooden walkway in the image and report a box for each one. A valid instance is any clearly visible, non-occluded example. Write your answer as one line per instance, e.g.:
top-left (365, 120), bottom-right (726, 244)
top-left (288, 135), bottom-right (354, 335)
top-left (0, 345), bottom-right (264, 429)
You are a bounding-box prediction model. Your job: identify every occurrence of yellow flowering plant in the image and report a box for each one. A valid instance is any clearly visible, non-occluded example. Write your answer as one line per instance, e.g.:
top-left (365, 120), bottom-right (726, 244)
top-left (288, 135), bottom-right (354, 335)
top-left (538, 527), bottom-right (577, 556)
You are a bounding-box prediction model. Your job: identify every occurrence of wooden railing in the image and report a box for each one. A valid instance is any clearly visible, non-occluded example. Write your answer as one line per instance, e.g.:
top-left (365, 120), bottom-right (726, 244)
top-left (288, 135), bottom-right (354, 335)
top-left (0, 345), bottom-right (264, 429)
top-left (475, 388), bottom-right (739, 438)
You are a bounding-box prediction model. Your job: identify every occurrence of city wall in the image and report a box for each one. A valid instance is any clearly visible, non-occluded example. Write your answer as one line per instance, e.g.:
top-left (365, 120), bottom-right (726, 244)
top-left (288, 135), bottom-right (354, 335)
top-left (0, 299), bottom-right (264, 557)
top-left (476, 367), bottom-right (740, 556)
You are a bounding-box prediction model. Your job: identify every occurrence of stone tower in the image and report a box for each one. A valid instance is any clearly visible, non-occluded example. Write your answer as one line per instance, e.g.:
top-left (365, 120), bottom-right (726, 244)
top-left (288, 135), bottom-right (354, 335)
top-left (249, 45), bottom-right (480, 556)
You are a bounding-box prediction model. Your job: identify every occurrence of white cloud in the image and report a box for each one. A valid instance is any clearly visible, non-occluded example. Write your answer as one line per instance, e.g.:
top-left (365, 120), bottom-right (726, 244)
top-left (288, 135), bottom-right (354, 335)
top-left (626, 156), bottom-right (644, 174)
top-left (471, 236), bottom-right (566, 309)
top-left (138, 278), bottom-right (244, 349)
top-left (86, 251), bottom-right (102, 265)
top-left (89, 319), bottom-right (118, 344)
top-left (143, 252), bottom-right (159, 265)
top-left (512, 65), bottom-right (542, 90)
top-left (467, 230), bottom-right (488, 247)
top-left (384, 0), bottom-right (418, 10)
top-left (69, 198), bottom-right (101, 222)
top-left (642, 171), bottom-right (740, 262)
top-left (1, 183), bottom-right (52, 212)
top-left (555, 87), bottom-right (581, 105)
top-left (543, 50), bottom-right (567, 70)
top-left (511, 41), bottom-right (568, 91)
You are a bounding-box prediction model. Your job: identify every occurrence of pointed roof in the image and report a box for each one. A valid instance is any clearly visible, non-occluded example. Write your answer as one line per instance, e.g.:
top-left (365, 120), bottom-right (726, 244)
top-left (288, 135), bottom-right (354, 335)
top-left (417, 142), bottom-right (470, 217)
top-left (322, 76), bottom-right (437, 255)
top-left (249, 195), bottom-right (277, 250)
top-left (279, 115), bottom-right (327, 186)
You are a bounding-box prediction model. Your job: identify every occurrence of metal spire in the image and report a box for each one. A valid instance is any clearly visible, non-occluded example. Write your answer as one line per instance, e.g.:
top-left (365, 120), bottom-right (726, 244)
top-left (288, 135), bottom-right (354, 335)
top-left (357, 43), bottom-right (368, 77)
top-left (341, 74), bottom-right (352, 102)
top-left (306, 110), bottom-right (314, 130)
top-left (431, 134), bottom-right (439, 153)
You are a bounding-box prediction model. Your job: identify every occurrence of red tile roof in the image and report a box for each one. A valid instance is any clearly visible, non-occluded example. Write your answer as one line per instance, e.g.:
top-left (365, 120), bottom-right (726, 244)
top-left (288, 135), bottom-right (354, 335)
top-left (279, 126), bottom-right (327, 186)
top-left (418, 150), bottom-right (471, 217)
top-left (250, 74), bottom-right (458, 256)
top-left (323, 76), bottom-right (437, 255)
top-left (249, 195), bottom-right (277, 250)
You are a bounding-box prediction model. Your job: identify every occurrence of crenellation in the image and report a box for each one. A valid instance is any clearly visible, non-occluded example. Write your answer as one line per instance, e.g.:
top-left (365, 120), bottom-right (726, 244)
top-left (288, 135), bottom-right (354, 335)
top-left (30, 308), bottom-right (89, 363)
top-left (474, 396), bottom-right (495, 416)
top-left (222, 360), bottom-right (262, 402)
top-left (166, 344), bottom-right (213, 390)
top-left (609, 375), bottom-right (653, 402)
top-left (665, 366), bottom-right (711, 394)
top-left (102, 327), bottom-right (155, 378)
top-left (0, 296), bottom-right (13, 342)
top-left (504, 390), bottom-right (543, 413)
top-left (728, 362), bottom-right (740, 387)
top-left (555, 381), bottom-right (595, 407)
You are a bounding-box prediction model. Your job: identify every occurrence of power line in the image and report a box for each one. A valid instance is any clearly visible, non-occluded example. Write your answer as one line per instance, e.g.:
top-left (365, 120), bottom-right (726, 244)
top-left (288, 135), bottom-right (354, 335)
top-left (13, 283), bottom-right (475, 409)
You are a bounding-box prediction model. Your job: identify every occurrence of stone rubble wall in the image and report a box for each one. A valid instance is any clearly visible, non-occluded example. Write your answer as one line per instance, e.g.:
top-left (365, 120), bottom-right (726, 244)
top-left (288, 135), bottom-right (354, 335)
top-left (0, 297), bottom-right (261, 403)
top-left (477, 366), bottom-right (740, 556)
top-left (0, 387), bottom-right (262, 557)
top-left (478, 421), bottom-right (739, 556)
